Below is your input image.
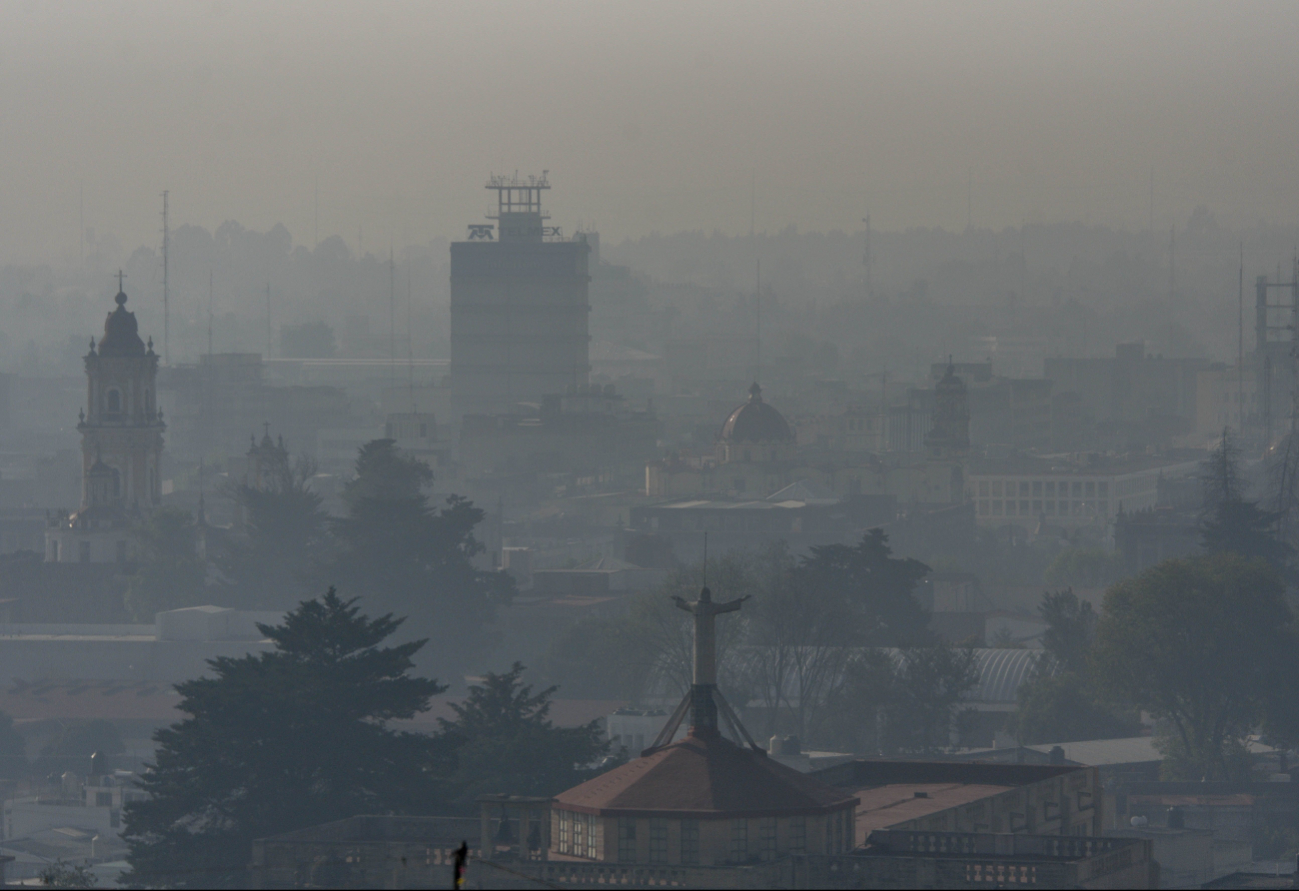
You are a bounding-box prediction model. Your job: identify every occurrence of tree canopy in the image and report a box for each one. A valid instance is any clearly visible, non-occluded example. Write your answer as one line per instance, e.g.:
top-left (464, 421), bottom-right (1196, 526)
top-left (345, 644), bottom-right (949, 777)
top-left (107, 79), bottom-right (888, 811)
top-left (1093, 553), bottom-right (1297, 780)
top-left (322, 439), bottom-right (513, 675)
top-left (438, 663), bottom-right (608, 808)
top-left (121, 589), bottom-right (446, 887)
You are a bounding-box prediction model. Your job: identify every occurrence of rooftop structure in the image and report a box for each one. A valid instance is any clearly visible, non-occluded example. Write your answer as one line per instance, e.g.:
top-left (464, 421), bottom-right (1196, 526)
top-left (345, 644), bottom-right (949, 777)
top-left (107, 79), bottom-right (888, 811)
top-left (450, 173), bottom-right (591, 417)
top-left (548, 582), bottom-right (858, 864)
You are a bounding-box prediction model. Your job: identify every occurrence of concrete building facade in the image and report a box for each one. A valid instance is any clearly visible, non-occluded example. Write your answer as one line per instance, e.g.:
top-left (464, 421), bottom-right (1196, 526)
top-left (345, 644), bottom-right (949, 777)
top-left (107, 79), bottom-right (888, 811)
top-left (450, 173), bottom-right (591, 417)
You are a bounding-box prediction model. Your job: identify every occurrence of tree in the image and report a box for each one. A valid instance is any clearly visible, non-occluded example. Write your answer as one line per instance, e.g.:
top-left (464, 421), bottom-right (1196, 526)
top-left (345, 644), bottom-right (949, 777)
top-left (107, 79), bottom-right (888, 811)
top-left (747, 543), bottom-right (859, 741)
top-left (0, 710), bottom-right (27, 779)
top-left (1043, 549), bottom-right (1125, 590)
top-left (1008, 589), bottom-right (1139, 744)
top-left (1093, 554), bottom-right (1296, 780)
top-left (323, 440), bottom-right (513, 675)
top-left (795, 529), bottom-right (932, 647)
top-left (885, 647), bottom-right (979, 753)
top-left (1011, 672), bottom-right (1140, 745)
top-left (818, 646), bottom-right (978, 755)
top-left (123, 508), bottom-right (208, 621)
top-left (439, 663), bottom-right (608, 809)
top-left (34, 720), bottom-right (122, 780)
top-left (121, 589), bottom-right (446, 887)
top-left (1199, 428), bottom-right (1291, 572)
top-left (223, 452), bottom-right (329, 610)
top-left (38, 859), bottom-right (96, 888)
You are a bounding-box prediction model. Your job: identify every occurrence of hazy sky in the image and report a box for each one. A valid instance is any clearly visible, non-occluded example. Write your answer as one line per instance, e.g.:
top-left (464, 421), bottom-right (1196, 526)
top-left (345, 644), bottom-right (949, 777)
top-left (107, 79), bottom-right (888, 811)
top-left (2, 1), bottom-right (1298, 264)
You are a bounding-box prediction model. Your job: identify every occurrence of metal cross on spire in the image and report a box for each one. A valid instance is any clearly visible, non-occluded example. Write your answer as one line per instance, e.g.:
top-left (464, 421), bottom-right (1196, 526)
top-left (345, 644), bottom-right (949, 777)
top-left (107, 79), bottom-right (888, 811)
top-left (115, 269), bottom-right (126, 293)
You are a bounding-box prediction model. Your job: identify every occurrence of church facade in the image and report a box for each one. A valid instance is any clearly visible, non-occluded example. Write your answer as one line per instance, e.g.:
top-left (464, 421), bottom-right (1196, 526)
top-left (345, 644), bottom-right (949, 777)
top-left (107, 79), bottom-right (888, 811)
top-left (46, 282), bottom-right (165, 563)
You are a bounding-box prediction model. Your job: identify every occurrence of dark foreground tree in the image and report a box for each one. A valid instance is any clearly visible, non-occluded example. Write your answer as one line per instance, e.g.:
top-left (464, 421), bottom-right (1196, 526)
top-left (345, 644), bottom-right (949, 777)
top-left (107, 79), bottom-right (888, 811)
top-left (121, 589), bottom-right (446, 887)
top-left (439, 663), bottom-right (608, 809)
top-left (1093, 553), bottom-right (1297, 780)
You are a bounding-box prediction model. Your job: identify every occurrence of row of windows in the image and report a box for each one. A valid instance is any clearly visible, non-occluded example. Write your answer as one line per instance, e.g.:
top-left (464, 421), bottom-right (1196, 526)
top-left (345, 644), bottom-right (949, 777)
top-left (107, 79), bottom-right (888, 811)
top-left (614, 815), bottom-right (827, 864)
top-left (556, 811), bottom-right (598, 859)
top-left (978, 499), bottom-right (1110, 518)
top-left (977, 479), bottom-right (1110, 499)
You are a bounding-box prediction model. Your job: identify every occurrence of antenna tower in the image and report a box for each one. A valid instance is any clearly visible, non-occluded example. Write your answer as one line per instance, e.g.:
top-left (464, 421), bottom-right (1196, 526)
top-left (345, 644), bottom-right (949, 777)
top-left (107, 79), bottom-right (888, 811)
top-left (161, 190), bottom-right (170, 364)
top-left (863, 215), bottom-right (872, 300)
top-left (389, 249), bottom-right (397, 389)
top-left (207, 271), bottom-right (214, 357)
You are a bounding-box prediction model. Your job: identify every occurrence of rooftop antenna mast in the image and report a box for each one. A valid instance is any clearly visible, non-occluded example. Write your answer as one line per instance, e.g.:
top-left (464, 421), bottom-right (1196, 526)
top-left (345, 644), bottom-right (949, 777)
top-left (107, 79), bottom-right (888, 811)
top-left (754, 260), bottom-right (762, 376)
top-left (207, 270), bottom-right (214, 357)
top-left (1238, 243), bottom-right (1245, 434)
top-left (161, 190), bottom-right (170, 364)
top-left (389, 248), bottom-right (397, 390)
top-left (265, 283), bottom-right (272, 359)
top-left (407, 264), bottom-right (415, 413)
top-left (863, 215), bottom-right (872, 300)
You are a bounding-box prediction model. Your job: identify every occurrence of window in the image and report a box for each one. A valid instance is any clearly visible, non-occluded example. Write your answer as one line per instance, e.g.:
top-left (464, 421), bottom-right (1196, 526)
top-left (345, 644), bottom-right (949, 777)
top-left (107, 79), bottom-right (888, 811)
top-left (992, 481), bottom-right (1003, 496)
top-left (730, 819), bottom-right (748, 862)
top-left (680, 819), bottom-right (699, 865)
top-left (79, 541), bottom-right (91, 563)
top-left (1072, 482), bottom-right (1082, 497)
top-left (573, 812), bottom-right (585, 858)
top-left (558, 812), bottom-right (570, 854)
top-left (106, 389), bottom-right (121, 414)
top-left (649, 818), bottom-right (668, 863)
top-left (1020, 481), bottom-right (1030, 497)
top-left (1085, 482), bottom-right (1095, 497)
top-left (978, 482), bottom-right (988, 497)
top-left (619, 818), bottom-right (637, 862)
top-left (993, 500), bottom-right (1002, 515)
top-left (1032, 481), bottom-right (1042, 496)
top-left (585, 815), bottom-right (597, 860)
top-left (789, 817), bottom-right (806, 855)
top-left (759, 818), bottom-right (777, 861)
top-left (1019, 500), bottom-right (1029, 515)
top-left (1045, 481), bottom-right (1055, 497)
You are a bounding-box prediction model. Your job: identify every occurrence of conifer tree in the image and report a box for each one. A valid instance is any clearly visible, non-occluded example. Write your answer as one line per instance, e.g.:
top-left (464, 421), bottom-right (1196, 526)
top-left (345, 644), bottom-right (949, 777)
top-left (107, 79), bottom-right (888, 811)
top-left (121, 589), bottom-right (446, 887)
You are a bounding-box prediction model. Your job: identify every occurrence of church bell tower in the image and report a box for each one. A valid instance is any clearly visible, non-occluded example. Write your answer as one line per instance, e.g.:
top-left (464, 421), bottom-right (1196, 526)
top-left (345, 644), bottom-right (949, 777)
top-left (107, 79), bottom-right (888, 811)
top-left (79, 275), bottom-right (165, 510)
top-left (47, 276), bottom-right (165, 563)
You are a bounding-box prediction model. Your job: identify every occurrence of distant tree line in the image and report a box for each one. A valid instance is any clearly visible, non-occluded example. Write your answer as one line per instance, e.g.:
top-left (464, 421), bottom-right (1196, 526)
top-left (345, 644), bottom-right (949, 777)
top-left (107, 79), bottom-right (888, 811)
top-left (125, 438), bottom-right (514, 679)
top-left (543, 529), bottom-right (980, 755)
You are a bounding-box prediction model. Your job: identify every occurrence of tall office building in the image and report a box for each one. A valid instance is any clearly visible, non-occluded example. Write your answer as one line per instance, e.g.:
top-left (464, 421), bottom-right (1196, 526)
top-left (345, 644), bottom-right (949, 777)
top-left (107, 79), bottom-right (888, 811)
top-left (450, 173), bottom-right (590, 417)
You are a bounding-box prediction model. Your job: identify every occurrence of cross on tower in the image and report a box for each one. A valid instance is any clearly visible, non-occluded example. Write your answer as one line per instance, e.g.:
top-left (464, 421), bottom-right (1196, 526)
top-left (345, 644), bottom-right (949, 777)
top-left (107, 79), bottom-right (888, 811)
top-left (115, 270), bottom-right (126, 293)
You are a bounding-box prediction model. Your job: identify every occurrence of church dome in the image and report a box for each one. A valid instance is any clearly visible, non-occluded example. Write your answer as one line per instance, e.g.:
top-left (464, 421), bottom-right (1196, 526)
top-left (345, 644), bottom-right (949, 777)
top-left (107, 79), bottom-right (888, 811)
top-left (720, 383), bottom-right (793, 443)
top-left (96, 289), bottom-right (146, 358)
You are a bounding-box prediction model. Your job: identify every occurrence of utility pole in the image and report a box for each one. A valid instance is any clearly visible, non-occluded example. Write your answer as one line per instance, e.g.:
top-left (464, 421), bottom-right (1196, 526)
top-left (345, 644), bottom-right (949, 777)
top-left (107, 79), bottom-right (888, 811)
top-left (79, 183), bottom-right (84, 266)
top-left (161, 190), bottom-right (170, 364)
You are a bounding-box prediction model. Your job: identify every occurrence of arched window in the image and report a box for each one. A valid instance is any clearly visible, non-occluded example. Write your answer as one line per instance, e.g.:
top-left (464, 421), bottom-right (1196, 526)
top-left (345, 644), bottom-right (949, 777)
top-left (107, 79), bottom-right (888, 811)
top-left (106, 389), bottom-right (121, 414)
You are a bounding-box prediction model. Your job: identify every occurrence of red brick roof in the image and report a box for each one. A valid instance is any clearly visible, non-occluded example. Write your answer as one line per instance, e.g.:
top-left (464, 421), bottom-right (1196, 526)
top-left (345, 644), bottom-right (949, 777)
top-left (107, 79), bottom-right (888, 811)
top-left (554, 732), bottom-right (858, 819)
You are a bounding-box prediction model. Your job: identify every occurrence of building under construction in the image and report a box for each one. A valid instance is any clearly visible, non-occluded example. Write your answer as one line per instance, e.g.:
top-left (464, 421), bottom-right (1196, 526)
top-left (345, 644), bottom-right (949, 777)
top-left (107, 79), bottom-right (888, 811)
top-left (450, 173), bottom-right (591, 418)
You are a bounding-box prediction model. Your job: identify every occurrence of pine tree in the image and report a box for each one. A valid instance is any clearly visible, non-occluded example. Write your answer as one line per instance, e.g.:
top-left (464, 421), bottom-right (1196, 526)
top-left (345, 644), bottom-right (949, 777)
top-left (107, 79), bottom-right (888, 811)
top-left (121, 589), bottom-right (446, 887)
